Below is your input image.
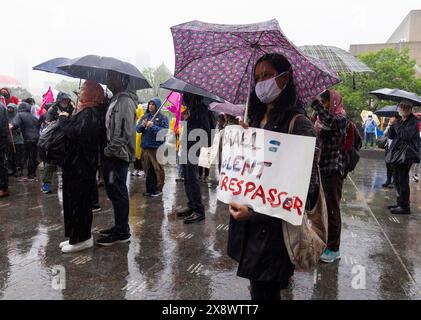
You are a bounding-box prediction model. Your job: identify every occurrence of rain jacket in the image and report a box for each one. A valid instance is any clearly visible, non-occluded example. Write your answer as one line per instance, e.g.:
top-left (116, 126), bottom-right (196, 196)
top-left (104, 90), bottom-right (137, 163)
top-left (137, 102), bottom-right (169, 150)
top-left (227, 106), bottom-right (320, 283)
top-left (364, 118), bottom-right (377, 134)
top-left (0, 104), bottom-right (9, 150)
top-left (135, 104), bottom-right (144, 160)
top-left (12, 102), bottom-right (41, 142)
top-left (6, 104), bottom-right (24, 144)
top-left (388, 113), bottom-right (420, 165)
top-left (46, 92), bottom-right (75, 123)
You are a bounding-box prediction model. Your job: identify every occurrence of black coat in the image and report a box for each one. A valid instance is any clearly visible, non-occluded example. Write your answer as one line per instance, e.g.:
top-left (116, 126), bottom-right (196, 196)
top-left (0, 105), bottom-right (9, 150)
top-left (388, 114), bottom-right (420, 165)
top-left (227, 107), bottom-right (319, 283)
top-left (58, 107), bottom-right (101, 176)
top-left (12, 103), bottom-right (41, 142)
top-left (186, 103), bottom-right (216, 154)
top-left (46, 103), bottom-right (75, 123)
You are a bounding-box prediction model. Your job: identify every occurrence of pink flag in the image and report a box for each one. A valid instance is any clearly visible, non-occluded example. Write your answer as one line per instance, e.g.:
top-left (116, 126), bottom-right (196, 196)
top-left (0, 96), bottom-right (6, 107)
top-left (37, 86), bottom-right (55, 117)
top-left (166, 91), bottom-right (183, 133)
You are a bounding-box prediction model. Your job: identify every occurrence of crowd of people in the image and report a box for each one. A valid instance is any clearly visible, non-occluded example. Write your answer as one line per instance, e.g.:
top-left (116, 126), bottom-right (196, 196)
top-left (1, 51), bottom-right (420, 300)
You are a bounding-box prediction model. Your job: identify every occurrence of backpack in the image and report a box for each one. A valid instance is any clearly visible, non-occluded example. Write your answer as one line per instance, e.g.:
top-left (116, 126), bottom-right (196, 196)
top-left (38, 121), bottom-right (67, 166)
top-left (343, 120), bottom-right (362, 174)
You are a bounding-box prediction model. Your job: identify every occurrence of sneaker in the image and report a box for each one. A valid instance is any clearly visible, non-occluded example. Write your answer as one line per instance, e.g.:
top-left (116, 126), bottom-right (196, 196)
top-left (137, 171), bottom-right (145, 178)
top-left (151, 191), bottom-right (163, 198)
top-left (59, 240), bottom-right (69, 249)
top-left (96, 233), bottom-right (131, 247)
top-left (92, 205), bottom-right (102, 213)
top-left (98, 227), bottom-right (115, 236)
top-left (176, 207), bottom-right (194, 218)
top-left (387, 204), bottom-right (399, 210)
top-left (41, 183), bottom-right (52, 194)
top-left (382, 181), bottom-right (392, 188)
top-left (143, 192), bottom-right (152, 197)
top-left (412, 175), bottom-right (419, 183)
top-left (390, 206), bottom-right (411, 215)
top-left (320, 249), bottom-right (341, 263)
top-left (62, 238), bottom-right (94, 253)
top-left (131, 171), bottom-right (138, 177)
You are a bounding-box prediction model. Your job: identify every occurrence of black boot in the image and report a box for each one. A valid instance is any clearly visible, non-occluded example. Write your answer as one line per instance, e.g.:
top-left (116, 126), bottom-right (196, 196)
top-left (176, 207), bottom-right (194, 218)
top-left (390, 207), bottom-right (411, 215)
top-left (382, 180), bottom-right (392, 188)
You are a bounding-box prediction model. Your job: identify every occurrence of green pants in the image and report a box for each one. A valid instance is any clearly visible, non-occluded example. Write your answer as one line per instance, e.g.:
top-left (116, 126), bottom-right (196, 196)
top-left (42, 163), bottom-right (58, 184)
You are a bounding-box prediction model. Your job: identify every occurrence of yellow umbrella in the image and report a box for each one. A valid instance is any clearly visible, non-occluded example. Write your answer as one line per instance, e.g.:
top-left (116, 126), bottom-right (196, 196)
top-left (360, 110), bottom-right (380, 126)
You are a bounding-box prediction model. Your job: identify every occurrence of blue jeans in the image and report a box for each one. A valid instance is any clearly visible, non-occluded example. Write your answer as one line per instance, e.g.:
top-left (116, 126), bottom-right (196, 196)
top-left (365, 132), bottom-right (375, 147)
top-left (103, 157), bottom-right (130, 236)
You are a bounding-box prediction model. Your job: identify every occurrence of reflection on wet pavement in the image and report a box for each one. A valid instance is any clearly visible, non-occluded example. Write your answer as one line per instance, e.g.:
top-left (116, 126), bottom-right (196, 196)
top-left (1, 158), bottom-right (421, 300)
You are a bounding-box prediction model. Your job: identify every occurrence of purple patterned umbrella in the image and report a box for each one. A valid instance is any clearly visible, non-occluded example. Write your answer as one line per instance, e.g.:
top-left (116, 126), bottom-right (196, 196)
top-left (171, 19), bottom-right (341, 106)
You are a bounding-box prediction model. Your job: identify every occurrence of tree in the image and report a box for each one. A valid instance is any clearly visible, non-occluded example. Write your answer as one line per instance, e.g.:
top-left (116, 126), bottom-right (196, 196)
top-left (10, 87), bottom-right (33, 101)
top-left (137, 63), bottom-right (173, 103)
top-left (55, 80), bottom-right (81, 102)
top-left (335, 48), bottom-right (421, 123)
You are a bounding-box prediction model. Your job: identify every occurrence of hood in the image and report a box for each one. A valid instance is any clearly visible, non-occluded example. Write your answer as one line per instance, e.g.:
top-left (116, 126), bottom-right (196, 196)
top-left (56, 91), bottom-right (72, 102)
top-left (18, 102), bottom-right (32, 113)
top-left (0, 87), bottom-right (11, 96)
top-left (147, 97), bottom-right (162, 114)
top-left (7, 103), bottom-right (18, 119)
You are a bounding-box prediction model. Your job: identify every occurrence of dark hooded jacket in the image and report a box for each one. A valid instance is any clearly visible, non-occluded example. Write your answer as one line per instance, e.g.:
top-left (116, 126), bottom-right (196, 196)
top-left (0, 103), bottom-right (9, 150)
top-left (46, 92), bottom-right (75, 123)
top-left (137, 98), bottom-right (169, 149)
top-left (6, 104), bottom-right (24, 144)
top-left (12, 102), bottom-right (41, 142)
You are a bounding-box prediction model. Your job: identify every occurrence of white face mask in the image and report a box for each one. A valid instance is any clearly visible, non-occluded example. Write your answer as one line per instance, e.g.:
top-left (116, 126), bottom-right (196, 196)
top-left (255, 72), bottom-right (288, 104)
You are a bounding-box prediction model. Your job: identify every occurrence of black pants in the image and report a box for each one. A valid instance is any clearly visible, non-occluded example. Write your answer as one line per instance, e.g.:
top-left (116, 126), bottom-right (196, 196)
top-left (393, 164), bottom-right (412, 209)
top-left (24, 141), bottom-right (38, 177)
top-left (250, 280), bottom-right (282, 300)
top-left (134, 158), bottom-right (143, 171)
top-left (322, 172), bottom-right (345, 252)
top-left (62, 169), bottom-right (96, 245)
top-left (7, 144), bottom-right (24, 174)
top-left (0, 149), bottom-right (8, 190)
top-left (183, 163), bottom-right (205, 215)
top-left (198, 166), bottom-right (209, 178)
top-left (386, 162), bottom-right (394, 183)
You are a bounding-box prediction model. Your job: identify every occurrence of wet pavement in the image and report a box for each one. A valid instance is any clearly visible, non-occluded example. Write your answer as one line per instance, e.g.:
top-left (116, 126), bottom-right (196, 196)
top-left (1, 156), bottom-right (421, 300)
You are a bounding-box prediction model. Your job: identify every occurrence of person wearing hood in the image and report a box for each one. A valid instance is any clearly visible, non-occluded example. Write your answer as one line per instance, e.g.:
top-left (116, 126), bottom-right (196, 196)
top-left (387, 101), bottom-right (420, 215)
top-left (24, 98), bottom-right (40, 120)
top-left (137, 98), bottom-right (169, 197)
top-left (6, 103), bottom-right (24, 177)
top-left (96, 71), bottom-right (137, 247)
top-left (57, 80), bottom-right (104, 253)
top-left (311, 89), bottom-right (348, 264)
top-left (46, 92), bottom-right (74, 123)
top-left (11, 102), bottom-right (41, 180)
top-left (132, 103), bottom-right (145, 177)
top-left (0, 88), bottom-right (20, 106)
top-left (0, 102), bottom-right (10, 197)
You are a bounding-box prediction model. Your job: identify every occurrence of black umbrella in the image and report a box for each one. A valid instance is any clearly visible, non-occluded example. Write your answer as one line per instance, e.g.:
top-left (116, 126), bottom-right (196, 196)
top-left (57, 55), bottom-right (152, 90)
top-left (160, 78), bottom-right (224, 103)
top-left (33, 57), bottom-right (73, 77)
top-left (374, 105), bottom-right (398, 118)
top-left (370, 88), bottom-right (421, 106)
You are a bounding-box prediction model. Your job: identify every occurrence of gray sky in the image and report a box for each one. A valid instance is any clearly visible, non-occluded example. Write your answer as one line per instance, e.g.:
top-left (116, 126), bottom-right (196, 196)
top-left (1, 0), bottom-right (420, 96)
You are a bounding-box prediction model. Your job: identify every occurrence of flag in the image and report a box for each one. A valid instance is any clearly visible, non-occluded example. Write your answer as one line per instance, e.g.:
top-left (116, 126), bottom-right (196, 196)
top-left (0, 96), bottom-right (6, 107)
top-left (37, 86), bottom-right (55, 117)
top-left (166, 91), bottom-right (183, 134)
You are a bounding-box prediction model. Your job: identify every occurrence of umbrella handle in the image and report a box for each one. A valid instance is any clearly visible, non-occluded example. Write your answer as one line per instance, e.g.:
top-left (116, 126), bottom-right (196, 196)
top-left (243, 50), bottom-right (256, 124)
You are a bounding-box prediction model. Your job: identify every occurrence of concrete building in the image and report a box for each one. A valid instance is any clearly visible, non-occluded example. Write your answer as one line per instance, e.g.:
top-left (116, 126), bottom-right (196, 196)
top-left (350, 10), bottom-right (421, 76)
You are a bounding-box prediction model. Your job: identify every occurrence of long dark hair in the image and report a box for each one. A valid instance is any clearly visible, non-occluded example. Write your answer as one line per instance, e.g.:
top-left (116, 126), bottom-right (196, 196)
top-left (247, 53), bottom-right (300, 128)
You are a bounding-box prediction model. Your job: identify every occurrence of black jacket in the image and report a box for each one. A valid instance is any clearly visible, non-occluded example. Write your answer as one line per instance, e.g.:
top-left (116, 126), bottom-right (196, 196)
top-left (0, 105), bottom-right (9, 150)
top-left (186, 103), bottom-right (216, 154)
top-left (46, 103), bottom-right (75, 123)
top-left (12, 102), bottom-right (41, 142)
top-left (59, 107), bottom-right (102, 176)
top-left (227, 107), bottom-right (319, 282)
top-left (389, 114), bottom-right (420, 165)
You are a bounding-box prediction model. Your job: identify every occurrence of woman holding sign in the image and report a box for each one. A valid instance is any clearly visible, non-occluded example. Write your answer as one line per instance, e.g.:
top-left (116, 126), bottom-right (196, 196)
top-left (227, 53), bottom-right (320, 300)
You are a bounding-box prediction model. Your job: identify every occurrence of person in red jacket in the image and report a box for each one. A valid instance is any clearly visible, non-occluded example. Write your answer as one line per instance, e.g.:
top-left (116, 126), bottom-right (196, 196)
top-left (0, 88), bottom-right (20, 106)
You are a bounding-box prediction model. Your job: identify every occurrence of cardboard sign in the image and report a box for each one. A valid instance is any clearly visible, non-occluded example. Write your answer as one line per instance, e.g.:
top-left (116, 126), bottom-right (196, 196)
top-left (217, 125), bottom-right (316, 226)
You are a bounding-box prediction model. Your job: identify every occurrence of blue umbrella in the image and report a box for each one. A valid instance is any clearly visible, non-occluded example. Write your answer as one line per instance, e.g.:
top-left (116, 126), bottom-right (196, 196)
top-left (33, 57), bottom-right (73, 77)
top-left (57, 55), bottom-right (152, 90)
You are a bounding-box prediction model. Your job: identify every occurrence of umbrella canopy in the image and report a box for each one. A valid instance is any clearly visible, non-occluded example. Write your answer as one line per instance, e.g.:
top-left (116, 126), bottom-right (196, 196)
top-left (160, 78), bottom-right (224, 102)
top-left (374, 105), bottom-right (398, 118)
top-left (0, 75), bottom-right (20, 87)
top-left (209, 101), bottom-right (245, 117)
top-left (57, 55), bottom-right (152, 90)
top-left (171, 19), bottom-right (340, 105)
top-left (370, 88), bottom-right (421, 106)
top-left (299, 45), bottom-right (373, 73)
top-left (33, 57), bottom-right (73, 77)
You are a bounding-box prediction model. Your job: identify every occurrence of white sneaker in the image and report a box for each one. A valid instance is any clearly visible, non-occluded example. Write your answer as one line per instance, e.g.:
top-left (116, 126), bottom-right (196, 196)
top-left (137, 171), bottom-right (145, 177)
top-left (131, 171), bottom-right (137, 177)
top-left (61, 237), bottom-right (94, 254)
top-left (59, 240), bottom-right (69, 249)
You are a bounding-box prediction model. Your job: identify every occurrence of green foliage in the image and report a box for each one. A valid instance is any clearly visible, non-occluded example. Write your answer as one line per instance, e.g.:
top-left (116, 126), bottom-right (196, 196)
top-left (10, 87), bottom-right (33, 101)
top-left (334, 48), bottom-right (421, 123)
top-left (137, 64), bottom-right (173, 103)
top-left (55, 80), bottom-right (81, 102)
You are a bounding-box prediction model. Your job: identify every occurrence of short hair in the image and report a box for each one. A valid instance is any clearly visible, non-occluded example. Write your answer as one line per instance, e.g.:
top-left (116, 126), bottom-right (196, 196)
top-left (399, 100), bottom-right (413, 108)
top-left (24, 98), bottom-right (35, 105)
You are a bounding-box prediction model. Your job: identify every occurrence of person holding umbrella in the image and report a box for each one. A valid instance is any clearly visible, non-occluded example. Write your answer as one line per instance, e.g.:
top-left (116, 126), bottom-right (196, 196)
top-left (387, 101), bottom-right (420, 215)
top-left (96, 71), bottom-right (138, 247)
top-left (58, 80), bottom-right (104, 253)
top-left (0, 102), bottom-right (10, 197)
top-left (227, 53), bottom-right (321, 300)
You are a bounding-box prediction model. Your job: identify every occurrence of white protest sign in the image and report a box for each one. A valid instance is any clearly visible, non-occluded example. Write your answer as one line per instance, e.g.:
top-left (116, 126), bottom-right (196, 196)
top-left (217, 125), bottom-right (316, 226)
top-left (198, 131), bottom-right (221, 169)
